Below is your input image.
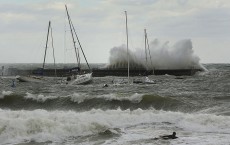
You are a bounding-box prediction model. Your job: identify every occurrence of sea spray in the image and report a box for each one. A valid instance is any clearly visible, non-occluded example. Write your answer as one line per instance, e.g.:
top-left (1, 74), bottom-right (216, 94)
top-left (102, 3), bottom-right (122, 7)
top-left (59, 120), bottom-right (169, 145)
top-left (108, 44), bottom-right (143, 69)
top-left (107, 39), bottom-right (205, 70)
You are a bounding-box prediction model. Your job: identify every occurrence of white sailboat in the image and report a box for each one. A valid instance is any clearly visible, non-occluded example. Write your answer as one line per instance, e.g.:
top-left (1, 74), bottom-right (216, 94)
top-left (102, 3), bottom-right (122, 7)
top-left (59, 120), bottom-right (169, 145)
top-left (17, 21), bottom-right (56, 83)
top-left (67, 73), bottom-right (92, 85)
top-left (64, 5), bottom-right (93, 85)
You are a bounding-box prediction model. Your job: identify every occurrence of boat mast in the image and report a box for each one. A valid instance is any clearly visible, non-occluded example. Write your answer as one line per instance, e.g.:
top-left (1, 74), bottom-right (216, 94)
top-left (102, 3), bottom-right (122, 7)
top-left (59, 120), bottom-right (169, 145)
top-left (145, 29), bottom-right (154, 74)
top-left (125, 11), bottom-right (129, 83)
top-left (144, 29), bottom-right (148, 69)
top-left (65, 5), bottom-right (80, 68)
top-left (42, 21), bottom-right (51, 71)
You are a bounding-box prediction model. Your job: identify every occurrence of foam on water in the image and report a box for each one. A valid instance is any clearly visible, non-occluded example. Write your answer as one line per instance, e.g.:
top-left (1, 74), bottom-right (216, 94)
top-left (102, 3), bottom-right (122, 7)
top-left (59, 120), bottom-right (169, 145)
top-left (0, 64), bottom-right (229, 144)
top-left (0, 108), bottom-right (230, 144)
top-left (24, 92), bottom-right (60, 102)
top-left (23, 92), bottom-right (144, 104)
top-left (0, 90), bottom-right (13, 99)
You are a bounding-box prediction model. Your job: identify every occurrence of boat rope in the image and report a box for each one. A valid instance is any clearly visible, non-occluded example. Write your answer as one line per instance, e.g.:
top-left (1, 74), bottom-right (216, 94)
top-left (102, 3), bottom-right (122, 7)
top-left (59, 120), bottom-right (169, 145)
top-left (42, 21), bottom-right (51, 72)
top-left (50, 26), bottom-right (57, 77)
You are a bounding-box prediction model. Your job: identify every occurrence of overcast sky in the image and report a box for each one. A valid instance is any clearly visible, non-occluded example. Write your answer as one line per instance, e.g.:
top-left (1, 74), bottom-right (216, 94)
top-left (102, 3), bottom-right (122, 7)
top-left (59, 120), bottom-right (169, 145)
top-left (0, 0), bottom-right (230, 64)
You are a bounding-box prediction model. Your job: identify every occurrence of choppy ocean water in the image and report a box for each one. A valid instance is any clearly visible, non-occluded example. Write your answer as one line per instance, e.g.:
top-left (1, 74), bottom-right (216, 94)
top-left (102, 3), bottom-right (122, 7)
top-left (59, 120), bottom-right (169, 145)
top-left (0, 63), bottom-right (230, 145)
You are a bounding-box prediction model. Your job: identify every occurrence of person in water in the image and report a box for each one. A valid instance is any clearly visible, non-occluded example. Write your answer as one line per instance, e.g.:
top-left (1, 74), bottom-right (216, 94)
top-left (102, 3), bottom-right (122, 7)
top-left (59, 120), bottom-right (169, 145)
top-left (66, 76), bottom-right (71, 81)
top-left (11, 80), bottom-right (16, 88)
top-left (154, 132), bottom-right (178, 140)
top-left (161, 132), bottom-right (178, 140)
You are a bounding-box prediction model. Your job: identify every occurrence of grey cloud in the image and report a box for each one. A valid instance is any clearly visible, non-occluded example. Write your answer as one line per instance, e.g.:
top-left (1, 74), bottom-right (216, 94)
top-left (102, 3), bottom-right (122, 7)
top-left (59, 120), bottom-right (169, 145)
top-left (102, 0), bottom-right (159, 6)
top-left (147, 8), bottom-right (230, 38)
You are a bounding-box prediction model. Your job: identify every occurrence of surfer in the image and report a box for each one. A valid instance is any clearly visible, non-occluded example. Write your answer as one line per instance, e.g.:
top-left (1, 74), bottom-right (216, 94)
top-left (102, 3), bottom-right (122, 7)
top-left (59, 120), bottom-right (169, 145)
top-left (160, 132), bottom-right (178, 139)
top-left (103, 84), bottom-right (108, 88)
top-left (154, 132), bottom-right (178, 140)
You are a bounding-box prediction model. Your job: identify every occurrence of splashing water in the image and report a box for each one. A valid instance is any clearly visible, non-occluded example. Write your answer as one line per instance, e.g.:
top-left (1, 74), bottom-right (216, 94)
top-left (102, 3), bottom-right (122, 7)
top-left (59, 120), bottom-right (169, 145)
top-left (107, 39), bottom-right (205, 70)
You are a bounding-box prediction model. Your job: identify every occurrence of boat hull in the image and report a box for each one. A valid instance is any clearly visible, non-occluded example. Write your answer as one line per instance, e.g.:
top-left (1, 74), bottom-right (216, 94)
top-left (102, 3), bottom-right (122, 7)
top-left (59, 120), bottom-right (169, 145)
top-left (133, 77), bottom-right (155, 84)
top-left (16, 76), bottom-right (44, 83)
top-left (67, 73), bottom-right (93, 85)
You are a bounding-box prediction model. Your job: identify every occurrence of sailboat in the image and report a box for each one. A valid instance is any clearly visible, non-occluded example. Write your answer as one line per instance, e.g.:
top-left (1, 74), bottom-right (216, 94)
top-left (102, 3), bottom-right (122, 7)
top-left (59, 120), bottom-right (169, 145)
top-left (133, 29), bottom-right (155, 84)
top-left (17, 21), bottom-right (56, 83)
top-left (64, 5), bottom-right (93, 85)
top-left (112, 11), bottom-right (130, 85)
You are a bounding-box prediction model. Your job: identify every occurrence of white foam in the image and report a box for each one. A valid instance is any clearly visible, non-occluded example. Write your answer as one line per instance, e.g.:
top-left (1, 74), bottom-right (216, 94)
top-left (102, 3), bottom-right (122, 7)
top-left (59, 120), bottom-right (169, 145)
top-left (0, 91), bottom-right (13, 99)
top-left (70, 92), bottom-right (143, 103)
top-left (70, 92), bottom-right (91, 103)
top-left (24, 92), bottom-right (59, 102)
top-left (178, 113), bottom-right (230, 133)
top-left (0, 108), bottom-right (230, 144)
top-left (21, 92), bottom-right (143, 103)
top-left (100, 93), bottom-right (143, 103)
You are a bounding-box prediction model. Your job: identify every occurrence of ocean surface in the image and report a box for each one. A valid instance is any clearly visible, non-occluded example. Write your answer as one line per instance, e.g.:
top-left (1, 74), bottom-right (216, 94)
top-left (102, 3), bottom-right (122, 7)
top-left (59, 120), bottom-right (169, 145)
top-left (0, 63), bottom-right (230, 145)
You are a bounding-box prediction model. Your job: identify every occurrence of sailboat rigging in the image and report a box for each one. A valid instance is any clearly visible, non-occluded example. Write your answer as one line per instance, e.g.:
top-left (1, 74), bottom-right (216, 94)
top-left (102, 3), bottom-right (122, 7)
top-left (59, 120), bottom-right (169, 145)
top-left (64, 5), bottom-right (93, 85)
top-left (144, 29), bottom-right (154, 75)
top-left (112, 11), bottom-right (130, 85)
top-left (125, 11), bottom-right (130, 84)
top-left (50, 26), bottom-right (57, 77)
top-left (17, 21), bottom-right (56, 82)
top-left (133, 29), bottom-right (155, 84)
